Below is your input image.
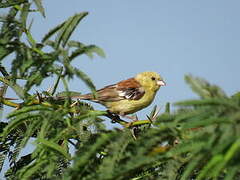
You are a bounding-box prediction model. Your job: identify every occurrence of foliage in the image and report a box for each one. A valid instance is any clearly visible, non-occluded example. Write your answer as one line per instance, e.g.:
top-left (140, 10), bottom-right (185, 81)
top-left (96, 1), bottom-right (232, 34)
top-left (0, 1), bottom-right (240, 180)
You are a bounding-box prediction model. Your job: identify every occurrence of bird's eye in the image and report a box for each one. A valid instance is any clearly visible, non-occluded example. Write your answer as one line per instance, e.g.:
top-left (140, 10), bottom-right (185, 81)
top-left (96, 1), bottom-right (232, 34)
top-left (151, 77), bottom-right (156, 81)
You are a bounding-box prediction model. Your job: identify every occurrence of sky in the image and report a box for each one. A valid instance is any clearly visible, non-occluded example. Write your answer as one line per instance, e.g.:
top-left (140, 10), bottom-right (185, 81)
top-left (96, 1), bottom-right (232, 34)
top-left (1, 0), bottom-right (240, 178)
top-left (29, 0), bottom-right (239, 116)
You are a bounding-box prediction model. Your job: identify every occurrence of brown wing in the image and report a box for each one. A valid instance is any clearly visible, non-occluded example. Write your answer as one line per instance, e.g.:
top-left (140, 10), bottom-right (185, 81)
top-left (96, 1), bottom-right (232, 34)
top-left (117, 78), bottom-right (141, 89)
top-left (90, 78), bottom-right (145, 102)
top-left (95, 84), bottom-right (121, 102)
top-left (116, 78), bottom-right (145, 100)
top-left (66, 78), bottom-right (145, 102)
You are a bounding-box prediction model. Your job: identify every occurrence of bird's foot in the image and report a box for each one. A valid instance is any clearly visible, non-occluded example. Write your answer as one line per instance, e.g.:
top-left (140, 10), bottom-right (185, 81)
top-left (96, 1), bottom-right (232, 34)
top-left (106, 111), bottom-right (122, 123)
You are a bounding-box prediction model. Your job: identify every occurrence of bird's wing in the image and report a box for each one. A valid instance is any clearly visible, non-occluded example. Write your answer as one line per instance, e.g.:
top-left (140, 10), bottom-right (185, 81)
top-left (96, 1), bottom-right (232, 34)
top-left (95, 78), bottom-right (145, 102)
top-left (117, 78), bottom-right (145, 100)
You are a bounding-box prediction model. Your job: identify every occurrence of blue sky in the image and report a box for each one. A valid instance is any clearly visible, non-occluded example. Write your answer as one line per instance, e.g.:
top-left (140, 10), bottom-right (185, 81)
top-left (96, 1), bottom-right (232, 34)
top-left (29, 0), bottom-right (239, 115)
top-left (1, 0), bottom-right (240, 178)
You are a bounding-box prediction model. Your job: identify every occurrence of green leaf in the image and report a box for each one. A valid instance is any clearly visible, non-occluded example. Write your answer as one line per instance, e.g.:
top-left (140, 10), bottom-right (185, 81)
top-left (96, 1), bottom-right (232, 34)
top-left (64, 64), bottom-right (96, 94)
top-left (0, 46), bottom-right (14, 61)
top-left (67, 40), bottom-right (85, 48)
top-left (55, 12), bottom-right (88, 48)
top-left (1, 114), bottom-right (41, 138)
top-left (37, 138), bottom-right (71, 160)
top-left (49, 67), bottom-right (63, 95)
top-left (56, 91), bottom-right (82, 98)
top-left (185, 75), bottom-right (226, 98)
top-left (74, 110), bottom-right (107, 124)
top-left (41, 22), bottom-right (66, 44)
top-left (20, 2), bottom-right (30, 28)
top-left (7, 105), bottom-right (52, 119)
top-left (224, 166), bottom-right (239, 180)
top-left (0, 0), bottom-right (27, 8)
top-left (69, 44), bottom-right (106, 61)
top-left (180, 154), bottom-right (203, 180)
top-left (25, 29), bottom-right (37, 47)
top-left (33, 0), bottom-right (46, 18)
top-left (175, 98), bottom-right (239, 110)
top-left (196, 155), bottom-right (223, 180)
top-left (85, 45), bottom-right (106, 58)
top-left (0, 77), bottom-right (28, 99)
top-left (74, 68), bottom-right (96, 94)
top-left (165, 102), bottom-right (170, 113)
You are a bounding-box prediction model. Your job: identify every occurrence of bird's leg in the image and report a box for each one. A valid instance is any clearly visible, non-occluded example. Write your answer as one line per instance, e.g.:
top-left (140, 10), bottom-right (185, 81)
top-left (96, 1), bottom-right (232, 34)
top-left (106, 110), bottom-right (126, 124)
top-left (105, 112), bottom-right (140, 140)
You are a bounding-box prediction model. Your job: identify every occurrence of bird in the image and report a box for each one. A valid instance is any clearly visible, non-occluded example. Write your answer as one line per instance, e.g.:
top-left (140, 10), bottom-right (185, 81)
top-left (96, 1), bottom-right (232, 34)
top-left (58, 71), bottom-right (165, 116)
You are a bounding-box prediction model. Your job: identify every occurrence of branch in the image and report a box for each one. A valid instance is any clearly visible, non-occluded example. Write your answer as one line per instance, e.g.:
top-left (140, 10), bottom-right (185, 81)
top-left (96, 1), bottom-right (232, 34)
top-left (0, 77), bottom-right (27, 99)
top-left (0, 89), bottom-right (152, 128)
top-left (104, 111), bottom-right (152, 128)
top-left (125, 120), bottom-right (151, 128)
top-left (0, 98), bottom-right (19, 108)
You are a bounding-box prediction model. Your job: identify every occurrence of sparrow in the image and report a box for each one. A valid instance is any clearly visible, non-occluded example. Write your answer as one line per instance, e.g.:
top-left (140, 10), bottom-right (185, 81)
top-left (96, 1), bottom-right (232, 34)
top-left (59, 71), bottom-right (166, 116)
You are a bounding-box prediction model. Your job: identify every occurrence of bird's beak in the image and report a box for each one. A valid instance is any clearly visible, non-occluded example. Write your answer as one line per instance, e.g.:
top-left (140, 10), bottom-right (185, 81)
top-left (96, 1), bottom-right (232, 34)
top-left (157, 80), bottom-right (166, 86)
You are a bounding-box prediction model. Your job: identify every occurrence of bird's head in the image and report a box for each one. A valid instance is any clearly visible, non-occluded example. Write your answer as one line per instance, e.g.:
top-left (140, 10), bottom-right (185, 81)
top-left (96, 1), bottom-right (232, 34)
top-left (135, 71), bottom-right (166, 91)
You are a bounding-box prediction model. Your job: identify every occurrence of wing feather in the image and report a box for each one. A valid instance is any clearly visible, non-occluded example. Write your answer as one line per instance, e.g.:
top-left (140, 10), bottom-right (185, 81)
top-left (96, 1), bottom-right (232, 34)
top-left (105, 78), bottom-right (145, 101)
top-left (71, 78), bottom-right (145, 102)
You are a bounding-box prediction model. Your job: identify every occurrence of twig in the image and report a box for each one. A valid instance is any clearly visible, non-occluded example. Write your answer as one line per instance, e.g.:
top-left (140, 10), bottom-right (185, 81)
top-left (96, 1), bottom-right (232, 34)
top-left (0, 98), bottom-right (19, 108)
top-left (125, 120), bottom-right (151, 128)
top-left (105, 111), bottom-right (128, 126)
top-left (0, 77), bottom-right (28, 99)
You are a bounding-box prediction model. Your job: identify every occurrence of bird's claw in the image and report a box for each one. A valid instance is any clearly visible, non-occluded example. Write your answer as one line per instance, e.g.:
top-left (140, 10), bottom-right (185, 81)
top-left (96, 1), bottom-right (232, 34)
top-left (106, 111), bottom-right (121, 123)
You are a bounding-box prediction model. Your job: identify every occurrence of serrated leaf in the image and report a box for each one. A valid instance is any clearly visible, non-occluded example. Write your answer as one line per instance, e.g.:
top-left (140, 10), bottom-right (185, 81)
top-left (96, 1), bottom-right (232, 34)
top-left (67, 40), bottom-right (85, 48)
top-left (25, 29), bottom-right (36, 47)
top-left (0, 153), bottom-right (7, 172)
top-left (185, 75), bottom-right (226, 99)
top-left (33, 0), bottom-right (45, 18)
top-left (25, 71), bottom-right (43, 90)
top-left (165, 102), bottom-right (170, 113)
top-left (49, 68), bottom-right (63, 95)
top-left (87, 45), bottom-right (106, 58)
top-left (1, 114), bottom-right (41, 139)
top-left (175, 98), bottom-right (239, 110)
top-left (0, 0), bottom-right (27, 8)
top-left (37, 138), bottom-right (71, 160)
top-left (64, 64), bottom-right (96, 94)
top-left (74, 68), bottom-right (96, 94)
top-left (56, 91), bottom-right (82, 98)
top-left (0, 77), bottom-right (28, 99)
top-left (7, 105), bottom-right (52, 119)
top-left (42, 22), bottom-right (66, 44)
top-left (55, 12), bottom-right (88, 48)
top-left (69, 45), bottom-right (106, 61)
top-left (20, 2), bottom-right (30, 28)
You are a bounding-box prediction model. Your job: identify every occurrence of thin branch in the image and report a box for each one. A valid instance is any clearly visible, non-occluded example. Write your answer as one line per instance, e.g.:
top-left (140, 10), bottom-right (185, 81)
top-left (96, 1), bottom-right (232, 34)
top-left (0, 98), bottom-right (19, 108)
top-left (125, 120), bottom-right (151, 128)
top-left (105, 111), bottom-right (128, 126)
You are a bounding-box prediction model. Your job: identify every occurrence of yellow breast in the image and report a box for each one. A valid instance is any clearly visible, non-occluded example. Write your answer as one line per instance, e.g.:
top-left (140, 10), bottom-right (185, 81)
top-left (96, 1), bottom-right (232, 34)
top-left (106, 90), bottom-right (157, 115)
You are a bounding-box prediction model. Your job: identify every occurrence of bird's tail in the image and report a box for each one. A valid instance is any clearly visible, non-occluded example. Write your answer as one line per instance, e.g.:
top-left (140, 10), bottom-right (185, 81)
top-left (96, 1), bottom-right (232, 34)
top-left (56, 93), bottom-right (94, 101)
top-left (69, 94), bottom-right (93, 100)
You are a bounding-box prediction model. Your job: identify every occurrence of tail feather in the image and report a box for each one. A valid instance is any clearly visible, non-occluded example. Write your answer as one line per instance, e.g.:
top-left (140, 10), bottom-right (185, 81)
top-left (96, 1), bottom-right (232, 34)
top-left (70, 94), bottom-right (93, 100)
top-left (56, 93), bottom-right (95, 101)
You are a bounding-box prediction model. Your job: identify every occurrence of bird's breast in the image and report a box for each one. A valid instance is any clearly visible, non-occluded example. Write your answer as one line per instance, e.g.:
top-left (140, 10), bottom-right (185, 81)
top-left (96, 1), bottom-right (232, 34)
top-left (107, 90), bottom-right (156, 115)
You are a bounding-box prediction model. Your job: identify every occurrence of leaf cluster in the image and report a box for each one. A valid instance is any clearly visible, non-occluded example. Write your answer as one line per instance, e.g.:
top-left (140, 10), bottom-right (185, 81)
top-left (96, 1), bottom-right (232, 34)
top-left (0, 0), bottom-right (105, 95)
top-left (0, 1), bottom-right (240, 180)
